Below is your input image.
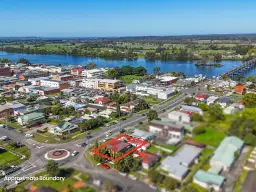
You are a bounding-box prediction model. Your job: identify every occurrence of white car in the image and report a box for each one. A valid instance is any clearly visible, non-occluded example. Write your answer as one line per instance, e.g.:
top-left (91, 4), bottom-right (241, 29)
top-left (15, 178), bottom-right (26, 185)
top-left (25, 134), bottom-right (33, 138)
top-left (0, 136), bottom-right (8, 141)
top-left (0, 124), bottom-right (6, 128)
top-left (71, 151), bottom-right (79, 156)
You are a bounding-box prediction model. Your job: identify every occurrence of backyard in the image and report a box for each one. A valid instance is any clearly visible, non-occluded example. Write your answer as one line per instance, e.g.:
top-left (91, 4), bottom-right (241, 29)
top-left (193, 128), bottom-right (226, 147)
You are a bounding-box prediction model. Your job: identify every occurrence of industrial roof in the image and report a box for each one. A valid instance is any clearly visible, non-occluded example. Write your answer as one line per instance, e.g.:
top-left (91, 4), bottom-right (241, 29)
top-left (131, 129), bottom-right (154, 140)
top-left (194, 170), bottom-right (225, 187)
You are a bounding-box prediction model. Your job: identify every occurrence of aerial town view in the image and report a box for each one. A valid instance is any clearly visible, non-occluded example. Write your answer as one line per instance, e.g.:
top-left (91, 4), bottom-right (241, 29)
top-left (0, 1), bottom-right (256, 192)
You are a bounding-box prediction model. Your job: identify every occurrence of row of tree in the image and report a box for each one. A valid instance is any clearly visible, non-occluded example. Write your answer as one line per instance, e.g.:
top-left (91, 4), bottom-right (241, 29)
top-left (105, 66), bottom-right (147, 79)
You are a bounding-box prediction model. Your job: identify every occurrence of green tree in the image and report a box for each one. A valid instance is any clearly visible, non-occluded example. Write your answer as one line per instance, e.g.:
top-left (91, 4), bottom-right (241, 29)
top-left (85, 62), bottom-right (97, 70)
top-left (162, 177), bottom-right (178, 190)
top-left (153, 67), bottom-right (161, 75)
top-left (105, 69), bottom-right (119, 79)
top-left (147, 110), bottom-right (158, 121)
top-left (198, 103), bottom-right (209, 111)
top-left (133, 66), bottom-right (147, 76)
top-left (0, 58), bottom-right (11, 63)
top-left (214, 53), bottom-right (222, 62)
top-left (243, 93), bottom-right (256, 108)
top-left (246, 76), bottom-right (256, 83)
top-left (46, 160), bottom-right (59, 176)
top-left (17, 58), bottom-right (31, 65)
top-left (208, 104), bottom-right (225, 121)
top-left (192, 113), bottom-right (203, 122)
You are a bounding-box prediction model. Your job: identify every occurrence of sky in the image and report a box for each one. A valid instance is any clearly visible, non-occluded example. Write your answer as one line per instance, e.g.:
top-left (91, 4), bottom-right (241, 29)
top-left (0, 0), bottom-right (256, 37)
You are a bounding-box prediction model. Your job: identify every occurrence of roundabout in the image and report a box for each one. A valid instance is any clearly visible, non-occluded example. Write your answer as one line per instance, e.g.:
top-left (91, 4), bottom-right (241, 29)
top-left (45, 149), bottom-right (70, 161)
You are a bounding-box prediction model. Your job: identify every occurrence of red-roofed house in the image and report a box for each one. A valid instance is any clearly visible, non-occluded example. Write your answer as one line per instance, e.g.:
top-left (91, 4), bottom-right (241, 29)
top-left (234, 85), bottom-right (246, 95)
top-left (195, 93), bottom-right (208, 101)
top-left (179, 110), bottom-right (194, 117)
top-left (71, 68), bottom-right (84, 76)
top-left (107, 140), bottom-right (131, 154)
top-left (135, 151), bottom-right (160, 169)
top-left (95, 97), bottom-right (110, 105)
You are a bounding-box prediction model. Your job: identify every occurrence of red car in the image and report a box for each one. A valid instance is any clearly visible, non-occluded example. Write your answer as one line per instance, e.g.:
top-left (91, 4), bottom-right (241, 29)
top-left (101, 163), bottom-right (110, 169)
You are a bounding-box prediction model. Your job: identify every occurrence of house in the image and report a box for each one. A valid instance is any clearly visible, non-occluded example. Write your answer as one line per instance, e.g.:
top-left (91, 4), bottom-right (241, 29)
top-left (107, 140), bottom-right (131, 154)
top-left (210, 136), bottom-right (244, 171)
top-left (4, 101), bottom-right (26, 113)
top-left (217, 97), bottom-right (231, 108)
top-left (131, 129), bottom-right (155, 141)
top-left (180, 105), bottom-right (203, 115)
top-left (95, 97), bottom-right (110, 105)
top-left (16, 104), bottom-right (49, 116)
top-left (223, 103), bottom-right (244, 114)
top-left (193, 170), bottom-right (225, 191)
top-left (17, 112), bottom-right (45, 127)
top-left (0, 67), bottom-right (11, 76)
top-left (48, 122), bottom-right (79, 135)
top-left (31, 87), bottom-right (60, 96)
top-left (135, 151), bottom-right (160, 169)
top-left (195, 93), bottom-right (208, 101)
top-left (149, 120), bottom-right (184, 141)
top-left (71, 68), bottom-right (84, 76)
top-left (168, 111), bottom-right (191, 123)
top-left (234, 85), bottom-right (246, 94)
top-left (52, 74), bottom-right (73, 81)
top-left (0, 105), bottom-right (12, 119)
top-left (206, 96), bottom-right (219, 106)
top-left (160, 145), bottom-right (202, 181)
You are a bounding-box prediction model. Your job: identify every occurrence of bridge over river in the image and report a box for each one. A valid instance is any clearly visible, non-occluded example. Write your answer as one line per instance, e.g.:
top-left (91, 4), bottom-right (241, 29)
top-left (221, 59), bottom-right (256, 79)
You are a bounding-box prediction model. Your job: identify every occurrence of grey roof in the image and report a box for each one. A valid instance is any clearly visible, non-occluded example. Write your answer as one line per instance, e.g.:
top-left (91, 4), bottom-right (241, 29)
top-left (131, 129), bottom-right (154, 139)
top-left (161, 145), bottom-right (202, 178)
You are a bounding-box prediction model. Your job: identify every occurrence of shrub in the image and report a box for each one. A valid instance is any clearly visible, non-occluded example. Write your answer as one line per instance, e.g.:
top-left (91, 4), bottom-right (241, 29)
top-left (192, 126), bottom-right (206, 135)
top-left (192, 113), bottom-right (203, 121)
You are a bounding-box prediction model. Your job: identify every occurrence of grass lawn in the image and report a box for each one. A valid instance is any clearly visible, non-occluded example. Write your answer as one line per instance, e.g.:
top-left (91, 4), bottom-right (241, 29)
top-left (0, 151), bottom-right (18, 167)
top-left (144, 96), bottom-right (160, 105)
top-left (146, 145), bottom-right (160, 153)
top-left (0, 120), bottom-right (22, 130)
top-left (119, 75), bottom-right (143, 84)
top-left (193, 128), bottom-right (226, 147)
top-left (33, 131), bottom-right (86, 144)
top-left (25, 170), bottom-right (95, 192)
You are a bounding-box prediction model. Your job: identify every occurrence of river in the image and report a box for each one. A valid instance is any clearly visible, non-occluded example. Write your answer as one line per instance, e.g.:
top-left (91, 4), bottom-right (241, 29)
top-left (0, 51), bottom-right (255, 77)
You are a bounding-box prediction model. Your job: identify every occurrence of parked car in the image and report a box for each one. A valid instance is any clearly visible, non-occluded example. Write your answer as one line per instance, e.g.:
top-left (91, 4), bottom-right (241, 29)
top-left (15, 178), bottom-right (26, 185)
top-left (76, 142), bottom-right (87, 147)
top-left (0, 136), bottom-right (8, 141)
top-left (101, 163), bottom-right (110, 169)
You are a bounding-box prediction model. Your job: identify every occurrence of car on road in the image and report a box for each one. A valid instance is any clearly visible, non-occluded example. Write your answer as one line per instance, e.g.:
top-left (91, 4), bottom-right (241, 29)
top-left (0, 124), bottom-right (6, 128)
top-left (76, 142), bottom-right (87, 147)
top-left (0, 136), bottom-right (8, 141)
top-left (15, 178), bottom-right (26, 185)
top-left (101, 163), bottom-right (110, 169)
top-left (71, 151), bottom-right (79, 156)
top-left (25, 133), bottom-right (33, 138)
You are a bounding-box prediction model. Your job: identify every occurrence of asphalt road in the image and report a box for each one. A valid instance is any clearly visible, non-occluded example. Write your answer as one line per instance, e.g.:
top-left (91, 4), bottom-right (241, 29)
top-left (0, 92), bottom-right (188, 191)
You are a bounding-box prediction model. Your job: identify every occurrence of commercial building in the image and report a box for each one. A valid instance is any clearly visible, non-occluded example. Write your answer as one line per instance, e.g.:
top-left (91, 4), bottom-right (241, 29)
top-left (30, 87), bottom-right (60, 96)
top-left (158, 76), bottom-right (178, 86)
top-left (97, 79), bottom-right (121, 91)
top-left (206, 96), bottom-right (219, 106)
top-left (52, 74), bottom-right (73, 81)
top-left (158, 89), bottom-right (176, 100)
top-left (160, 144), bottom-right (202, 181)
top-left (79, 79), bottom-right (98, 89)
top-left (81, 68), bottom-right (106, 78)
top-left (40, 80), bottom-right (69, 90)
top-left (210, 136), bottom-right (244, 171)
top-left (48, 122), bottom-right (79, 135)
top-left (28, 77), bottom-right (50, 86)
top-left (17, 112), bottom-right (46, 127)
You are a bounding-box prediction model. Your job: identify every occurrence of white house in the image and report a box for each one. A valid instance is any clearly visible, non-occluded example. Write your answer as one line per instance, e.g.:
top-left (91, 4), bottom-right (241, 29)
top-left (79, 79), bottom-right (98, 89)
top-left (168, 111), bottom-right (191, 123)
